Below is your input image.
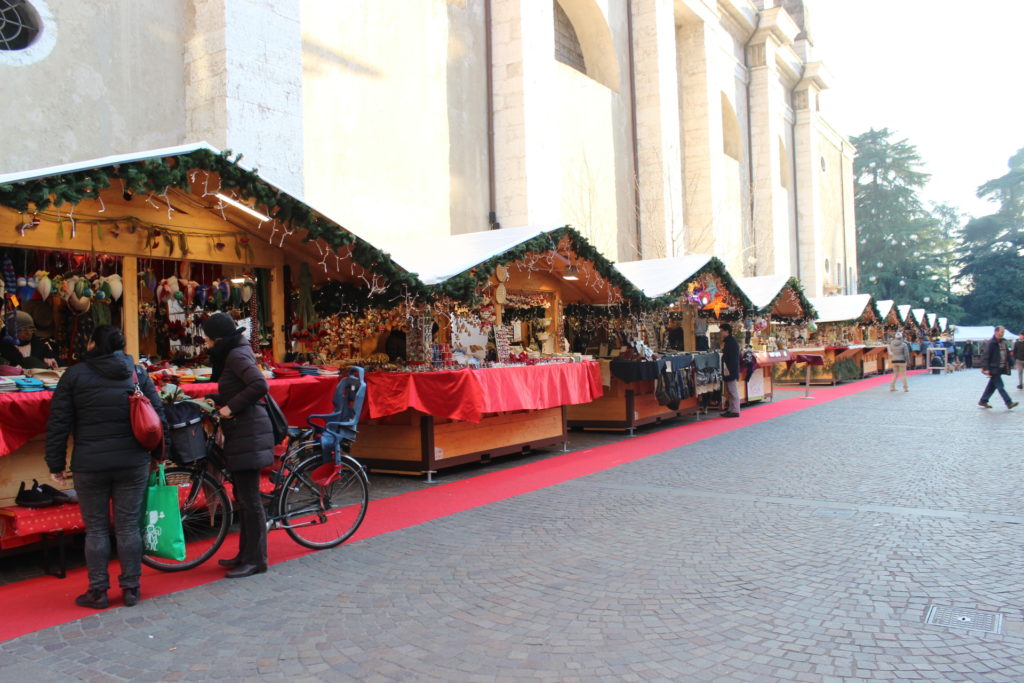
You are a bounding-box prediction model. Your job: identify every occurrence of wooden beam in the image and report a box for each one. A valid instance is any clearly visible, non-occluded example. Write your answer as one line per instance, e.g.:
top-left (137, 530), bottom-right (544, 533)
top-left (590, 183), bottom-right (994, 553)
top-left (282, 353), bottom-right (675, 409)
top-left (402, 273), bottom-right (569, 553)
top-left (122, 256), bottom-right (139, 358)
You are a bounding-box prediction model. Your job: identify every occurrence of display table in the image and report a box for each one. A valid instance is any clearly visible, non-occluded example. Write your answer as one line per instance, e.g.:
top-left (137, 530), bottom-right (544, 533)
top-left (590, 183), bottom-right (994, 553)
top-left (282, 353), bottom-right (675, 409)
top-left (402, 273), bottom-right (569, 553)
top-left (177, 375), bottom-right (339, 426)
top-left (352, 362), bottom-right (603, 477)
top-left (742, 351), bottom-right (790, 403)
top-left (775, 346), bottom-right (865, 385)
top-left (566, 354), bottom-right (699, 434)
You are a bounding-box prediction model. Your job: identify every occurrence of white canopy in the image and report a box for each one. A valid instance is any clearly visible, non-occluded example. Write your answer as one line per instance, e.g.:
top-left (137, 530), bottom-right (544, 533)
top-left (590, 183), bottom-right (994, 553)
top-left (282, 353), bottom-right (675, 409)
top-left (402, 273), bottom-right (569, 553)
top-left (927, 312), bottom-right (938, 328)
top-left (939, 317), bottom-right (948, 331)
top-left (912, 308), bottom-right (927, 325)
top-left (377, 225), bottom-right (550, 285)
top-left (897, 304), bottom-right (913, 323)
top-left (613, 255), bottom-right (714, 298)
top-left (953, 326), bottom-right (1019, 342)
top-left (735, 275), bottom-right (789, 312)
top-left (809, 293), bottom-right (874, 324)
top-left (876, 299), bottom-right (895, 320)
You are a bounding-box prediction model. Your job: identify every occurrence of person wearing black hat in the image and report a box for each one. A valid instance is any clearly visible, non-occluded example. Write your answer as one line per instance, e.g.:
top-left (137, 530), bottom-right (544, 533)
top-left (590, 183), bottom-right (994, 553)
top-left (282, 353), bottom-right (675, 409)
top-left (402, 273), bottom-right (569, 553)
top-left (0, 310), bottom-right (58, 369)
top-left (720, 323), bottom-right (741, 418)
top-left (202, 312), bottom-right (275, 578)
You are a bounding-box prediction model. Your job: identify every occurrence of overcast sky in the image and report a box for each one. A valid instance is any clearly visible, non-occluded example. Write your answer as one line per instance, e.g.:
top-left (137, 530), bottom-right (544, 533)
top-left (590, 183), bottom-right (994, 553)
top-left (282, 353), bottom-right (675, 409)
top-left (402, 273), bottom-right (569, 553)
top-left (811, 0), bottom-right (1024, 220)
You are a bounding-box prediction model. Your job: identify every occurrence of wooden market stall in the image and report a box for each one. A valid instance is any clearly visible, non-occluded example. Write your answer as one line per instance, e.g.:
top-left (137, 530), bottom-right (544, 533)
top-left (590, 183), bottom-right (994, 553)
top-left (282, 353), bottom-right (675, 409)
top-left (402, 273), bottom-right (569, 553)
top-left (564, 255), bottom-right (751, 432)
top-left (873, 299), bottom-right (901, 375)
top-left (0, 144), bottom-right (417, 548)
top-left (335, 225), bottom-right (633, 477)
top-left (734, 275), bottom-right (816, 402)
top-left (779, 294), bottom-right (882, 385)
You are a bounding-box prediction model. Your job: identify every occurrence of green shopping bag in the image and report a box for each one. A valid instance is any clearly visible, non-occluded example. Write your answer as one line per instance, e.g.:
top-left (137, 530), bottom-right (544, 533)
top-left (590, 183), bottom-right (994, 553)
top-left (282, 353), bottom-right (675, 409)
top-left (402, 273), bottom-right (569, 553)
top-left (140, 463), bottom-right (186, 561)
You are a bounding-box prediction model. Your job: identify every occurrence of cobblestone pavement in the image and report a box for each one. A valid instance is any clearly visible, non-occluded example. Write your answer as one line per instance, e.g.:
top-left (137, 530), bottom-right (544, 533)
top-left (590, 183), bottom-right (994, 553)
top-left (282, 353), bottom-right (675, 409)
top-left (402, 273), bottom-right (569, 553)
top-left (3, 369), bottom-right (1023, 682)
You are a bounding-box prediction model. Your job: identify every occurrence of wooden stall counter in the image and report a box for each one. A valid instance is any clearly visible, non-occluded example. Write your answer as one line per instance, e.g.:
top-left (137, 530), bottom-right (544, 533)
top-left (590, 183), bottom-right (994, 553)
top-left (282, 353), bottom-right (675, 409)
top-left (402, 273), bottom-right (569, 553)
top-left (775, 346), bottom-right (865, 386)
top-left (741, 351), bottom-right (791, 403)
top-left (566, 354), bottom-right (701, 434)
top-left (353, 362), bottom-right (602, 479)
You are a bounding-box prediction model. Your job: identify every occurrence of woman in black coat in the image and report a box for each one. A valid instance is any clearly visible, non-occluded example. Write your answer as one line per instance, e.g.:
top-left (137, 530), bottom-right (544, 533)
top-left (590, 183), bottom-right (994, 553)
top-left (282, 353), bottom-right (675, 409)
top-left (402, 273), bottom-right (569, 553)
top-left (46, 325), bottom-right (165, 609)
top-left (202, 312), bottom-right (275, 578)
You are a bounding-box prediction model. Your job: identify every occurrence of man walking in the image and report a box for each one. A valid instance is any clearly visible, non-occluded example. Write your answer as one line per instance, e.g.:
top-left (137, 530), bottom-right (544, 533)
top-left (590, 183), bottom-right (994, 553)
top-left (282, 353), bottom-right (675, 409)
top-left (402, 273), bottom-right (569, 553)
top-left (1013, 331), bottom-right (1024, 389)
top-left (720, 323), bottom-right (741, 418)
top-left (978, 326), bottom-right (1018, 409)
top-left (887, 332), bottom-right (910, 392)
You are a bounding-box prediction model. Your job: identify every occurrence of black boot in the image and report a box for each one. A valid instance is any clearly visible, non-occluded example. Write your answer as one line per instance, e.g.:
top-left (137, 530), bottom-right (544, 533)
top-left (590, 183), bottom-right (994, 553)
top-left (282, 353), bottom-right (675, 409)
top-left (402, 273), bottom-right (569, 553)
top-left (75, 589), bottom-right (109, 609)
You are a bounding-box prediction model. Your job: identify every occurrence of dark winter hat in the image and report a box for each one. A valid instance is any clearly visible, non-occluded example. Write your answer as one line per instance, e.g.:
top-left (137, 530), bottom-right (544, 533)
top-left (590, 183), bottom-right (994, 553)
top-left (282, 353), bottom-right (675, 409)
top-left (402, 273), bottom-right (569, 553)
top-left (202, 312), bottom-right (239, 340)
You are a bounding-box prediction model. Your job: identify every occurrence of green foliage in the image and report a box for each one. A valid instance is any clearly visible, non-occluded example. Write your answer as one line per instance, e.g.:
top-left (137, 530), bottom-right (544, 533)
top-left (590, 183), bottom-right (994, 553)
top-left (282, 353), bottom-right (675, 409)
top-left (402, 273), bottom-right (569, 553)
top-left (957, 147), bottom-right (1024, 328)
top-left (852, 128), bottom-right (951, 309)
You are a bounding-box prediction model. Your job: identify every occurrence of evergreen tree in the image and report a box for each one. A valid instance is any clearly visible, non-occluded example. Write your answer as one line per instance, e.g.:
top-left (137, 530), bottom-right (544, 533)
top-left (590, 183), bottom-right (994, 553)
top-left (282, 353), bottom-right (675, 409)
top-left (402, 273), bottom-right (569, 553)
top-left (852, 128), bottom-right (948, 307)
top-left (957, 148), bottom-right (1024, 327)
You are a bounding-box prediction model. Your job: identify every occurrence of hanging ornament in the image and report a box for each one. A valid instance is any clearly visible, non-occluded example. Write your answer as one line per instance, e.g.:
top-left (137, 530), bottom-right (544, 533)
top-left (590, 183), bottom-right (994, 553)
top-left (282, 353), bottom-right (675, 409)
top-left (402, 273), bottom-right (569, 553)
top-left (35, 271), bottom-right (52, 300)
top-left (702, 294), bottom-right (728, 318)
top-left (105, 273), bottom-right (123, 301)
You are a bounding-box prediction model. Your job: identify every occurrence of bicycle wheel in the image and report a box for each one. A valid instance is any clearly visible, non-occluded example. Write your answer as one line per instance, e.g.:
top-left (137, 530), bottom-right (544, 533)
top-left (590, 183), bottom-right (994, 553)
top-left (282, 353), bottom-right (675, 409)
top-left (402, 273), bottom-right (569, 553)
top-left (142, 467), bottom-right (232, 571)
top-left (279, 452), bottom-right (368, 549)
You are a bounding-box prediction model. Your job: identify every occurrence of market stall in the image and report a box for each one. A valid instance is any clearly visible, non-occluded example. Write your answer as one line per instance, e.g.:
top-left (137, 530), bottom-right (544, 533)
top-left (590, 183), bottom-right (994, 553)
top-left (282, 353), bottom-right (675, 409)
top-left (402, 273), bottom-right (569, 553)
top-left (563, 255), bottom-right (750, 432)
top-left (323, 225), bottom-right (633, 476)
top-left (873, 300), bottom-right (900, 374)
top-left (0, 144), bottom-right (418, 546)
top-left (778, 294), bottom-right (882, 385)
top-left (734, 275), bottom-right (816, 402)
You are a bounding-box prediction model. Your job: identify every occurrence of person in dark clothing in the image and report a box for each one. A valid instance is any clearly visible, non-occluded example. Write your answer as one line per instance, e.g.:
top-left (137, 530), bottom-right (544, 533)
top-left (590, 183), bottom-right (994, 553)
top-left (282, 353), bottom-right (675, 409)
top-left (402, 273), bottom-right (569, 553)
top-left (45, 325), bottom-right (165, 609)
top-left (1012, 332), bottom-right (1024, 389)
top-left (978, 326), bottom-right (1018, 410)
top-left (720, 323), bottom-right (741, 417)
top-left (202, 312), bottom-right (275, 578)
top-left (0, 310), bottom-right (58, 369)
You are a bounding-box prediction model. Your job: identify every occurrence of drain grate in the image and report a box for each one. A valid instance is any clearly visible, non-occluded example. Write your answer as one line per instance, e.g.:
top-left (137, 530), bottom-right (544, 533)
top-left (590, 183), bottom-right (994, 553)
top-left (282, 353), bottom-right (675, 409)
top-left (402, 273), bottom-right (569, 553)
top-left (925, 605), bottom-right (1003, 634)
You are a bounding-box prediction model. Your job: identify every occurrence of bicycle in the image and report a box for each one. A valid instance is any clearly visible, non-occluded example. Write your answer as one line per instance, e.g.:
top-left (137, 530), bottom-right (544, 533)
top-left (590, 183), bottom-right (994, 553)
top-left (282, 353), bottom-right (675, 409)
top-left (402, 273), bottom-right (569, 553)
top-left (142, 367), bottom-right (370, 572)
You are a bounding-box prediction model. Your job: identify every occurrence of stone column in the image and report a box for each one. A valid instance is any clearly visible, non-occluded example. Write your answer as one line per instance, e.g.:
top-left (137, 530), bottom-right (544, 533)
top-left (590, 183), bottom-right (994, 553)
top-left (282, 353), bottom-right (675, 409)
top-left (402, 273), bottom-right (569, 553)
top-left (490, 0), bottom-right (561, 228)
top-left (185, 0), bottom-right (304, 195)
top-left (631, 0), bottom-right (684, 258)
top-left (792, 64), bottom-right (828, 296)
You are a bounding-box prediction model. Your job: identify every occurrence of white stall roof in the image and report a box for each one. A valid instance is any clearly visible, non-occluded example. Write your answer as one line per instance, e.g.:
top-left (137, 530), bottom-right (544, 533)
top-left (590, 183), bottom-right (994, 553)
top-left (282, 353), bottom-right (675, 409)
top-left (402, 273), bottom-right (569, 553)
top-left (913, 308), bottom-right (926, 325)
top-left (954, 326), bottom-right (1019, 342)
top-left (378, 225), bottom-right (550, 285)
top-left (897, 304), bottom-right (913, 323)
top-left (735, 275), bottom-right (789, 312)
top-left (876, 299), bottom-right (895, 320)
top-left (808, 293), bottom-right (873, 324)
top-left (613, 255), bottom-right (713, 298)
top-left (927, 313), bottom-right (938, 328)
top-left (939, 317), bottom-right (948, 331)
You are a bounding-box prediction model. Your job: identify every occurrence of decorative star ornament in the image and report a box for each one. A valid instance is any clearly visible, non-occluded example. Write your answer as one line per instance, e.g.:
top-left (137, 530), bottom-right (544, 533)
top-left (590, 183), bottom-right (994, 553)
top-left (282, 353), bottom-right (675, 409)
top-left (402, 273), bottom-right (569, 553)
top-left (702, 294), bottom-right (729, 318)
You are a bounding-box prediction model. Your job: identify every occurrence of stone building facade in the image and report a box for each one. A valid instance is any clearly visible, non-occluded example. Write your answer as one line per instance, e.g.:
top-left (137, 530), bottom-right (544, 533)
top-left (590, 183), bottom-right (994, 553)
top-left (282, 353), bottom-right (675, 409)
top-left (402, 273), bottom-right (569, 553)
top-left (0, 0), bottom-right (856, 297)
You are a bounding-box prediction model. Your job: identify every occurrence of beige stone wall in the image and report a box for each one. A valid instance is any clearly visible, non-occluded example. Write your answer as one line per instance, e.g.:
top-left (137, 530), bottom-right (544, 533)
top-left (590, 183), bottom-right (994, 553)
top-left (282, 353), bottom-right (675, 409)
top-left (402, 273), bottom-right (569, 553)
top-left (0, 1), bottom-right (188, 173)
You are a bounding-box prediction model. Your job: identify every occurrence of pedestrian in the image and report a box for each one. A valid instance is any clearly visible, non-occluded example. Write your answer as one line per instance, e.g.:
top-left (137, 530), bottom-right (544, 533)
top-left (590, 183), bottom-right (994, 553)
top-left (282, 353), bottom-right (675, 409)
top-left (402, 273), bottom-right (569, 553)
top-left (1013, 331), bottom-right (1024, 389)
top-left (202, 312), bottom-right (275, 578)
top-left (978, 326), bottom-right (1018, 410)
top-left (720, 322), bottom-right (740, 418)
top-left (1, 309), bottom-right (59, 369)
top-left (887, 332), bottom-right (910, 392)
top-left (45, 325), bottom-right (165, 609)
top-left (963, 340), bottom-right (975, 369)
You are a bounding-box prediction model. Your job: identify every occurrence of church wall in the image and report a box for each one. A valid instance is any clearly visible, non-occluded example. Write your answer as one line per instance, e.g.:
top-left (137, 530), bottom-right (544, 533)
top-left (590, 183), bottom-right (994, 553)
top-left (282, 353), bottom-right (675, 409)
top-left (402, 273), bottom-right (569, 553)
top-left (0, 1), bottom-right (188, 173)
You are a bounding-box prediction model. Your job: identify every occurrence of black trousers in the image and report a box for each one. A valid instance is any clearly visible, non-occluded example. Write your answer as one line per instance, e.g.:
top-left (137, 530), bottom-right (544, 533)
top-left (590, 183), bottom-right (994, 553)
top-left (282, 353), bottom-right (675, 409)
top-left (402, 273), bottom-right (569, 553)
top-left (230, 469), bottom-right (268, 566)
top-left (75, 463), bottom-right (150, 591)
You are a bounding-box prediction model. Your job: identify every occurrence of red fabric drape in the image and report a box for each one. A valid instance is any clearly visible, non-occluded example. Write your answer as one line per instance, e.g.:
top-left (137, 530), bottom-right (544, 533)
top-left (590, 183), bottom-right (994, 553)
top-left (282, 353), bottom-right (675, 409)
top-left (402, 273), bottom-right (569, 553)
top-left (366, 369), bottom-right (485, 422)
top-left (474, 362), bottom-right (602, 413)
top-left (177, 375), bottom-right (339, 426)
top-left (0, 393), bottom-right (53, 457)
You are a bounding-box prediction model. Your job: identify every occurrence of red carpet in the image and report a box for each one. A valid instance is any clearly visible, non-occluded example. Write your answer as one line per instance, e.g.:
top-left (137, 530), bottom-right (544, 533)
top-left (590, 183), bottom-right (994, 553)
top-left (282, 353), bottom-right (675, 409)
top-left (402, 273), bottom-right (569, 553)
top-left (0, 371), bottom-right (917, 641)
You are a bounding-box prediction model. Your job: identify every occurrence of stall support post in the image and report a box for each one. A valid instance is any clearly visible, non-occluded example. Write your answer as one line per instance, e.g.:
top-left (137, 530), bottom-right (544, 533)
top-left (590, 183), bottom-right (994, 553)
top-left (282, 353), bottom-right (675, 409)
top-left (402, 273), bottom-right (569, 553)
top-left (122, 256), bottom-right (139, 358)
top-left (270, 253), bottom-right (286, 362)
top-left (800, 364), bottom-right (814, 399)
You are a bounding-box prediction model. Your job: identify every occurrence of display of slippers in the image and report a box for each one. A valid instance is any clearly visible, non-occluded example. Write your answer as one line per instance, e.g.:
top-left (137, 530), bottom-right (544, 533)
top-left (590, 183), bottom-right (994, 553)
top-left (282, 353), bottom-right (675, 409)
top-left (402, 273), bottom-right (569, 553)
top-left (14, 480), bottom-right (53, 508)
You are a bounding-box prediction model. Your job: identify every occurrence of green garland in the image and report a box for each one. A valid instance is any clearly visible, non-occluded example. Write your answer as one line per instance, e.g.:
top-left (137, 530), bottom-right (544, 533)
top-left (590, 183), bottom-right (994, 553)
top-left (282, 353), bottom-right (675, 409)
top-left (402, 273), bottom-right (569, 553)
top-left (0, 148), bottom-right (423, 296)
top-left (755, 276), bottom-right (817, 322)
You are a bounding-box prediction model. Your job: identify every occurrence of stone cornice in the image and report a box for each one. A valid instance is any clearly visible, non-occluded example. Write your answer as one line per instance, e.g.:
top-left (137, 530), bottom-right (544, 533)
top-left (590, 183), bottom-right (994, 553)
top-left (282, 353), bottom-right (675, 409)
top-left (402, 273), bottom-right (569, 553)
top-left (749, 6), bottom-right (800, 48)
top-left (796, 61), bottom-right (832, 91)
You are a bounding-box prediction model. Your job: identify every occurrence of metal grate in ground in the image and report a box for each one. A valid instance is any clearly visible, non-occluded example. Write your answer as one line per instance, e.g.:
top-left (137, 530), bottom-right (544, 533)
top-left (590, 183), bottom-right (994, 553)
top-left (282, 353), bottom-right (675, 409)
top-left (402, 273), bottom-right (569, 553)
top-left (925, 605), bottom-right (1003, 634)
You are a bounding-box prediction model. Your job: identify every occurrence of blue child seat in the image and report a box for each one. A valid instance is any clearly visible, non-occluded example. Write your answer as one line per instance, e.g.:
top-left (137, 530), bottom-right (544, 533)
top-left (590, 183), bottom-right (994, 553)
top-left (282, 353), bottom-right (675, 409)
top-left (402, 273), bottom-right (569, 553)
top-left (307, 367), bottom-right (366, 462)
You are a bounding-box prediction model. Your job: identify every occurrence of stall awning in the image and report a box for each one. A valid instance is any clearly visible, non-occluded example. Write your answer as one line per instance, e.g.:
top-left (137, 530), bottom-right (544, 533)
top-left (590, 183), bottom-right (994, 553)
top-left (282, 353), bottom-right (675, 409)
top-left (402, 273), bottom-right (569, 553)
top-left (913, 308), bottom-right (927, 326)
top-left (953, 326), bottom-right (1019, 342)
top-left (876, 299), bottom-right (895, 321)
top-left (939, 317), bottom-right (949, 332)
top-left (808, 293), bottom-right (878, 324)
top-left (897, 304), bottom-right (914, 324)
top-left (734, 275), bottom-right (815, 319)
top-left (613, 255), bottom-right (752, 310)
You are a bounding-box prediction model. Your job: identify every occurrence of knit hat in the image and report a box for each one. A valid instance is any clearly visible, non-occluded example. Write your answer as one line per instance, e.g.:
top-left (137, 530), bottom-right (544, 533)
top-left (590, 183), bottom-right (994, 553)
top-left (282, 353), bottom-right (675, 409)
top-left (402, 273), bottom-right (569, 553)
top-left (14, 310), bottom-right (34, 329)
top-left (202, 312), bottom-right (239, 340)
top-left (894, 332), bottom-right (903, 339)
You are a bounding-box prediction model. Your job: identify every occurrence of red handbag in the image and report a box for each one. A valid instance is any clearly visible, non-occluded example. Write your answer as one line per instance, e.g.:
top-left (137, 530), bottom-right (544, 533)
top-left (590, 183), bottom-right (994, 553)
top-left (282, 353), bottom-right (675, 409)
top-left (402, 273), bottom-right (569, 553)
top-left (130, 367), bottom-right (164, 450)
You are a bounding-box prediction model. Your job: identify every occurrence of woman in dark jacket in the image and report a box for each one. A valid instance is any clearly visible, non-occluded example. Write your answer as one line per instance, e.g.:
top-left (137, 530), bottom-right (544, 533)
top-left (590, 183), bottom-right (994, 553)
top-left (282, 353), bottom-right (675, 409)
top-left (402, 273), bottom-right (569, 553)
top-left (46, 325), bottom-right (165, 609)
top-left (202, 312), bottom-right (275, 578)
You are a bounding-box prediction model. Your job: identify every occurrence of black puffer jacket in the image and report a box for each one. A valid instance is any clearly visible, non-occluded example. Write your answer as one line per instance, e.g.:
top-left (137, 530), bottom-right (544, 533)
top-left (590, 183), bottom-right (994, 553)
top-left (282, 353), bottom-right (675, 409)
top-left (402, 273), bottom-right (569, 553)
top-left (205, 343), bottom-right (275, 472)
top-left (45, 351), bottom-right (165, 473)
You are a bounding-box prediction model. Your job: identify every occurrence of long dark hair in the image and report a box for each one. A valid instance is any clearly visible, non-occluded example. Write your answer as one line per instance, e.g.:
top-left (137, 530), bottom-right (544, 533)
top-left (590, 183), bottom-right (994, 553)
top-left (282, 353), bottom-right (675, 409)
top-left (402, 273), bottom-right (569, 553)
top-left (89, 325), bottom-right (126, 356)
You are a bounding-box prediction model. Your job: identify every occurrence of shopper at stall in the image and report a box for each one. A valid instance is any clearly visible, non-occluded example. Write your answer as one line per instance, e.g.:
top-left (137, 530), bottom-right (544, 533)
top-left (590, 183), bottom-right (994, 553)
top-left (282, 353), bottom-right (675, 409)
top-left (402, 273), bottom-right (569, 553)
top-left (887, 332), bottom-right (910, 392)
top-left (978, 326), bottom-right (1018, 410)
top-left (202, 312), bottom-right (274, 578)
top-left (45, 325), bottom-right (164, 609)
top-left (720, 323), bottom-right (740, 418)
top-left (1013, 331), bottom-right (1024, 389)
top-left (0, 310), bottom-right (58, 369)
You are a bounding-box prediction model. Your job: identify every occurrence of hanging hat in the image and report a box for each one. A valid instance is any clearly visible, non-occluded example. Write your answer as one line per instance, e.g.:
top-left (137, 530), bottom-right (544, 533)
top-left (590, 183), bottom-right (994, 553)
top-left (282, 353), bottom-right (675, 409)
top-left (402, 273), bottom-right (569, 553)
top-left (202, 312), bottom-right (239, 340)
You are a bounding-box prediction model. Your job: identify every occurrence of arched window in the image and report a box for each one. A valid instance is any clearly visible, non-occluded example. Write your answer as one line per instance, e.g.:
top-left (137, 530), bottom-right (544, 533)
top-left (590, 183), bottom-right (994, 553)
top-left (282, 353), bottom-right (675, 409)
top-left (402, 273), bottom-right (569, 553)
top-left (721, 94), bottom-right (742, 161)
top-left (0, 0), bottom-right (40, 50)
top-left (552, 0), bottom-right (619, 90)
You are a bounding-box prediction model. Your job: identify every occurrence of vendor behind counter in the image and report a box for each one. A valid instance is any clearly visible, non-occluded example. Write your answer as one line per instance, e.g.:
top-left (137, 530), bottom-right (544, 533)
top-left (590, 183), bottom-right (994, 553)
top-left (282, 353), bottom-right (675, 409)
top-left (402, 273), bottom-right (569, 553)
top-left (0, 309), bottom-right (58, 369)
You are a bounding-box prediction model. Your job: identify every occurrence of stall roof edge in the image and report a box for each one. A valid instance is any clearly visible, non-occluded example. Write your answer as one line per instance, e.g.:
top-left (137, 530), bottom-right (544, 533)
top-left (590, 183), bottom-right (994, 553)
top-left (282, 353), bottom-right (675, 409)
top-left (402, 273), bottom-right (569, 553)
top-left (808, 293), bottom-right (878, 324)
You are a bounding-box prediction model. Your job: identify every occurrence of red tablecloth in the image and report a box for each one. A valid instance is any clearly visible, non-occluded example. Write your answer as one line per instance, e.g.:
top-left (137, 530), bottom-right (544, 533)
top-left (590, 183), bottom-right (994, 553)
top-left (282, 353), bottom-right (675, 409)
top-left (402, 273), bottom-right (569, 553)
top-left (791, 353), bottom-right (825, 366)
top-left (366, 361), bottom-right (604, 423)
top-left (0, 392), bottom-right (54, 457)
top-left (177, 375), bottom-right (340, 426)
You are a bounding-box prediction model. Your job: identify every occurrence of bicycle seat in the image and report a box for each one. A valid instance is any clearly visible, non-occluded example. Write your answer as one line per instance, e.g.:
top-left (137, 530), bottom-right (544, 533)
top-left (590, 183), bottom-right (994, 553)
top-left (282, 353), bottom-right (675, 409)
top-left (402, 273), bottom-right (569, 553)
top-left (307, 367), bottom-right (366, 461)
top-left (287, 426), bottom-right (313, 442)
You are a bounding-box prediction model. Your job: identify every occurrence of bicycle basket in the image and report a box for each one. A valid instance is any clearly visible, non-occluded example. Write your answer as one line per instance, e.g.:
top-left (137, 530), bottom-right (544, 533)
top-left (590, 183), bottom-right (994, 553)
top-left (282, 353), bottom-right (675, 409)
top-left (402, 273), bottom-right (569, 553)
top-left (164, 401), bottom-right (208, 464)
